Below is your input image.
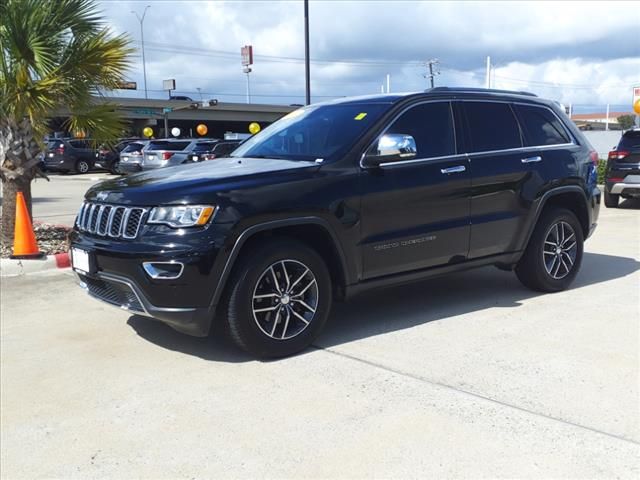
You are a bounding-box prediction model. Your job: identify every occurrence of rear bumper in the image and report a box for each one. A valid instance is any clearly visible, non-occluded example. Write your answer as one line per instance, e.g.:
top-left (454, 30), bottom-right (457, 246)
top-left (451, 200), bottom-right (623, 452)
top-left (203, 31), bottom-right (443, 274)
top-left (119, 162), bottom-right (142, 173)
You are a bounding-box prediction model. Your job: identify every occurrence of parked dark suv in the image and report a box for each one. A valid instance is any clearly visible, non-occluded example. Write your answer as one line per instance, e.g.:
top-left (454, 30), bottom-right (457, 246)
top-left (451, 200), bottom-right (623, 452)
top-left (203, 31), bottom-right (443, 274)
top-left (44, 138), bottom-right (97, 174)
top-left (604, 128), bottom-right (640, 207)
top-left (70, 88), bottom-right (601, 358)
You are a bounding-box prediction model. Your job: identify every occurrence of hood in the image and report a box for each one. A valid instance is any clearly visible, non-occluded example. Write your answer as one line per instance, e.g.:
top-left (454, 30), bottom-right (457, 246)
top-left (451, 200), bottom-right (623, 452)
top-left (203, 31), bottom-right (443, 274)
top-left (86, 157), bottom-right (319, 205)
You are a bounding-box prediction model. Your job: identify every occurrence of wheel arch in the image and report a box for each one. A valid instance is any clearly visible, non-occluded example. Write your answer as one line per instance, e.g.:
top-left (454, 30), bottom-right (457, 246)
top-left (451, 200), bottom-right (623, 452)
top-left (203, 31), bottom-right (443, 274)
top-left (520, 186), bottom-right (591, 253)
top-left (210, 217), bottom-right (350, 310)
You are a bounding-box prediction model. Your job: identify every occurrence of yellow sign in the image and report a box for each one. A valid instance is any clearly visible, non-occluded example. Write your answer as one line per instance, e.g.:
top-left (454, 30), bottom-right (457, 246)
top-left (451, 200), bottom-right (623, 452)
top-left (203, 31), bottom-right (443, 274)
top-left (142, 127), bottom-right (153, 138)
top-left (634, 98), bottom-right (640, 115)
top-left (249, 122), bottom-right (261, 135)
top-left (354, 112), bottom-right (367, 120)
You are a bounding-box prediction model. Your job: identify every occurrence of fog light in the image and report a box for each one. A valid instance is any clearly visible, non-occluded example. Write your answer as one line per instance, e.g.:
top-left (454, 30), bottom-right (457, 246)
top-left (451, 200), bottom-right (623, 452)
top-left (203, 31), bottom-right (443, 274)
top-left (143, 261), bottom-right (184, 280)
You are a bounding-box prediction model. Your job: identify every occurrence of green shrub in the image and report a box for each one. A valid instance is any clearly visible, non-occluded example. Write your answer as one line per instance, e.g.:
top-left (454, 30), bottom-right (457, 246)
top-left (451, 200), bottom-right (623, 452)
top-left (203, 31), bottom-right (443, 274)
top-left (597, 159), bottom-right (607, 184)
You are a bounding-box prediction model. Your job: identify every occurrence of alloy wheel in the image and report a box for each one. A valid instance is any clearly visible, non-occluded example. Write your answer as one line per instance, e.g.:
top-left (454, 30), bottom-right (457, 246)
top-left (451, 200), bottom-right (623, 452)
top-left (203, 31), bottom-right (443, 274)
top-left (542, 221), bottom-right (577, 280)
top-left (252, 259), bottom-right (319, 340)
top-left (78, 161), bottom-right (89, 173)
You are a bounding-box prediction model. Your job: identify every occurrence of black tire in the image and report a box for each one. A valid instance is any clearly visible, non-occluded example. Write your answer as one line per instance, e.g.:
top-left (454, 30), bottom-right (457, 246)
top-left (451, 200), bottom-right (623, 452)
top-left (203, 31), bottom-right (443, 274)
top-left (75, 159), bottom-right (90, 174)
top-left (604, 191), bottom-right (619, 208)
top-left (109, 162), bottom-right (121, 175)
top-left (223, 238), bottom-right (332, 358)
top-left (515, 208), bottom-right (584, 292)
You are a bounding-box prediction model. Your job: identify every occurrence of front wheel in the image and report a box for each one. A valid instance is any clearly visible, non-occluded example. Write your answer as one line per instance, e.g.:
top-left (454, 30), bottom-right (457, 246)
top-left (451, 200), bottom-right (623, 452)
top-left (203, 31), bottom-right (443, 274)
top-left (515, 208), bottom-right (584, 292)
top-left (604, 191), bottom-right (619, 208)
top-left (223, 239), bottom-right (332, 358)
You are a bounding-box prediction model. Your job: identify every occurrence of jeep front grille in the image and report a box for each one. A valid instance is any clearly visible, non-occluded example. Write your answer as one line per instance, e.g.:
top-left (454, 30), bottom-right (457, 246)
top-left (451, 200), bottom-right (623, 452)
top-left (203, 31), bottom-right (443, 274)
top-left (76, 202), bottom-right (147, 239)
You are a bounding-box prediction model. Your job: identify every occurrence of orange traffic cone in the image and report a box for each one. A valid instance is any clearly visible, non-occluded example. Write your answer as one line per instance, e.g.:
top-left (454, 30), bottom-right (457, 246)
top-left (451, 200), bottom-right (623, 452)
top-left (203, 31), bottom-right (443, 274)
top-left (10, 192), bottom-right (44, 259)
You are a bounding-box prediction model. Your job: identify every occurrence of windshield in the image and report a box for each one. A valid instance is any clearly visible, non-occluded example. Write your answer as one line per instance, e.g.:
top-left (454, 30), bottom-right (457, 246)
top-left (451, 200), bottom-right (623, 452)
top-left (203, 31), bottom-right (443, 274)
top-left (231, 103), bottom-right (390, 161)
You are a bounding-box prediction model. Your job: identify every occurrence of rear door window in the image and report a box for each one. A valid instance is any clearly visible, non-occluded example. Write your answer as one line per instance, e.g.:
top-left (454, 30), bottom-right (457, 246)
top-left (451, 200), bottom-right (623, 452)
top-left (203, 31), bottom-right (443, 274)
top-left (147, 141), bottom-right (191, 151)
top-left (463, 102), bottom-right (522, 152)
top-left (383, 102), bottom-right (456, 159)
top-left (515, 104), bottom-right (570, 146)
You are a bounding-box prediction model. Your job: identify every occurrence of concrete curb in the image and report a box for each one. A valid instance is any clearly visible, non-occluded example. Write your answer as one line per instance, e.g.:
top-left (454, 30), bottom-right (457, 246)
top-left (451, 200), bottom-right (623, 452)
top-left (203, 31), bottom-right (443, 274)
top-left (0, 252), bottom-right (70, 277)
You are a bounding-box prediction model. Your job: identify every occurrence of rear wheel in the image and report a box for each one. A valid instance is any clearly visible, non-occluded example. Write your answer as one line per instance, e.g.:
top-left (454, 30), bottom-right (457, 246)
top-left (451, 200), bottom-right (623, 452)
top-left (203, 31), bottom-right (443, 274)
top-left (223, 239), bottom-right (332, 358)
top-left (515, 208), bottom-right (584, 292)
top-left (75, 159), bottom-right (90, 174)
top-left (604, 191), bottom-right (619, 208)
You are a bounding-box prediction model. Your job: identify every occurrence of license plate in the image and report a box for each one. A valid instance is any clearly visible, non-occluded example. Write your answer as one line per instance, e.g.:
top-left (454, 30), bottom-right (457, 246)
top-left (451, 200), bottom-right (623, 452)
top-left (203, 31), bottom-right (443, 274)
top-left (147, 155), bottom-right (156, 160)
top-left (48, 153), bottom-right (54, 157)
top-left (192, 155), bottom-right (198, 161)
top-left (121, 156), bottom-right (128, 162)
top-left (71, 247), bottom-right (91, 274)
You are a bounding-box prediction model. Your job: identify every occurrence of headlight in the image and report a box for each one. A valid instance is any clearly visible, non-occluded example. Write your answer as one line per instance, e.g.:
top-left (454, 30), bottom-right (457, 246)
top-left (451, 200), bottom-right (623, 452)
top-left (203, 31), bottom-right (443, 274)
top-left (148, 205), bottom-right (216, 228)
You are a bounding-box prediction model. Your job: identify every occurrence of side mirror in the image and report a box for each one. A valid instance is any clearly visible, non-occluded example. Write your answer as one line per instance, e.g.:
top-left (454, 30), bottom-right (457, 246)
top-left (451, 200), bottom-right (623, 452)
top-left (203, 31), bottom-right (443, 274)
top-left (362, 133), bottom-right (417, 167)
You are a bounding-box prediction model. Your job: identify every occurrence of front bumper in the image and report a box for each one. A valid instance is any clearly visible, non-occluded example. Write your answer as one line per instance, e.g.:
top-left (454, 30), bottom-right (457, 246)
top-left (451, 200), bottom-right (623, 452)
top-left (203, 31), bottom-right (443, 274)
top-left (70, 224), bottom-right (232, 337)
top-left (76, 270), bottom-right (213, 336)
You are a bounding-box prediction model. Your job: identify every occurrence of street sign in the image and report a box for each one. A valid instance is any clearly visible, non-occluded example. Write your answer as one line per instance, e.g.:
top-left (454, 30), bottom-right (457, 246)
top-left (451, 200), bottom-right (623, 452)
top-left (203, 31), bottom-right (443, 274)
top-left (132, 108), bottom-right (155, 115)
top-left (241, 45), bottom-right (253, 66)
top-left (117, 81), bottom-right (137, 90)
top-left (162, 107), bottom-right (173, 113)
top-left (163, 79), bottom-right (176, 91)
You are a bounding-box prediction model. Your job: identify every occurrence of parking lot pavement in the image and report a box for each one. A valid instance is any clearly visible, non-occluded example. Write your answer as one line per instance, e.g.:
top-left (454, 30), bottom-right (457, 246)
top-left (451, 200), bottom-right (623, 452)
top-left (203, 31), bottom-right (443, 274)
top-left (1, 203), bottom-right (639, 478)
top-left (0, 172), bottom-right (112, 227)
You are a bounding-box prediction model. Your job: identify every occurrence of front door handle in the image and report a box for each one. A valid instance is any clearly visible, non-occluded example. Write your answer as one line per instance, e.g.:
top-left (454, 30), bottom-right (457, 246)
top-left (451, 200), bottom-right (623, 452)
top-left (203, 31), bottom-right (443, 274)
top-left (440, 165), bottom-right (466, 174)
top-left (521, 155), bottom-right (542, 163)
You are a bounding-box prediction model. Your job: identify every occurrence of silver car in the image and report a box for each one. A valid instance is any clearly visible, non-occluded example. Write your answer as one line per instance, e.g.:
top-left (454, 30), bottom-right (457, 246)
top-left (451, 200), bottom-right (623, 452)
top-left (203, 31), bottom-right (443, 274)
top-left (141, 139), bottom-right (199, 170)
top-left (118, 140), bottom-right (148, 174)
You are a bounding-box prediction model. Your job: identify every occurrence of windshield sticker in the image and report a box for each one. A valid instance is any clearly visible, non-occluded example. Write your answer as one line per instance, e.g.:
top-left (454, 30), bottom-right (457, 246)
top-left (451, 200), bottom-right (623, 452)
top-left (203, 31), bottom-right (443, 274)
top-left (354, 112), bottom-right (368, 120)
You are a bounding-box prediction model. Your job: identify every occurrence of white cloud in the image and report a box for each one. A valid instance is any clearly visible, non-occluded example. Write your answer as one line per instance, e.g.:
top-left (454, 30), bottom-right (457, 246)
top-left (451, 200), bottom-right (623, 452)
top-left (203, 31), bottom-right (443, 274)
top-left (99, 0), bottom-right (640, 109)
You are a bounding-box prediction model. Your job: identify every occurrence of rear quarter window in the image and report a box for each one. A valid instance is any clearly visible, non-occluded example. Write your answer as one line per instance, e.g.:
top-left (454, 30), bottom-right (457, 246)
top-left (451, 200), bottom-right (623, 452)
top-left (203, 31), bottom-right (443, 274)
top-left (463, 102), bottom-right (522, 152)
top-left (515, 104), bottom-right (571, 146)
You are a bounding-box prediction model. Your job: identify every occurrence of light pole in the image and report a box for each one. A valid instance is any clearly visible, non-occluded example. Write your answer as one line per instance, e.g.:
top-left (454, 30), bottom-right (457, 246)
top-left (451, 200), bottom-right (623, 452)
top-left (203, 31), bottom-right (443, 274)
top-left (304, 0), bottom-right (310, 105)
top-left (132, 5), bottom-right (151, 99)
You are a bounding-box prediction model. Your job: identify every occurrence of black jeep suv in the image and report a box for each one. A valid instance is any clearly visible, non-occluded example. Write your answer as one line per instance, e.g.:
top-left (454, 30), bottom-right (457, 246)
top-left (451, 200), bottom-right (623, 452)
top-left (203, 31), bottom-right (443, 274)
top-left (70, 88), bottom-right (601, 358)
top-left (604, 128), bottom-right (640, 207)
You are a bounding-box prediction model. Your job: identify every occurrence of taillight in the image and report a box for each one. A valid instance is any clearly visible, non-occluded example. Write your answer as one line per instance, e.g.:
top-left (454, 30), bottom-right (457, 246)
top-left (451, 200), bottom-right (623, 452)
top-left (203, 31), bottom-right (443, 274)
top-left (55, 144), bottom-right (65, 155)
top-left (607, 177), bottom-right (625, 183)
top-left (589, 150), bottom-right (599, 166)
top-left (204, 153), bottom-right (216, 160)
top-left (608, 150), bottom-right (630, 161)
top-left (162, 152), bottom-right (174, 160)
top-left (99, 148), bottom-right (109, 155)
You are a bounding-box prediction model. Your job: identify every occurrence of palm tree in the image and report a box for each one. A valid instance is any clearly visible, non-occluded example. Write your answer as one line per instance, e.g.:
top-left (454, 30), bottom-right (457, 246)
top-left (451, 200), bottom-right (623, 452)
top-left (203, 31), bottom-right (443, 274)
top-left (0, 0), bottom-right (133, 248)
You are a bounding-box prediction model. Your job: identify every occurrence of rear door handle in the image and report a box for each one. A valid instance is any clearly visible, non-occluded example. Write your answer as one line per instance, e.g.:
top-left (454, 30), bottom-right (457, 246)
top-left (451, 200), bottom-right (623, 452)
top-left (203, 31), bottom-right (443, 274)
top-left (521, 156), bottom-right (542, 163)
top-left (440, 165), bottom-right (466, 174)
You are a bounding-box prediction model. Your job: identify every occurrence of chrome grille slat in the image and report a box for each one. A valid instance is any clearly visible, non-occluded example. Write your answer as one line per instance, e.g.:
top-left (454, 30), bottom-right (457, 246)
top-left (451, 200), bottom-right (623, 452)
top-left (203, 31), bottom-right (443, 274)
top-left (76, 202), bottom-right (146, 240)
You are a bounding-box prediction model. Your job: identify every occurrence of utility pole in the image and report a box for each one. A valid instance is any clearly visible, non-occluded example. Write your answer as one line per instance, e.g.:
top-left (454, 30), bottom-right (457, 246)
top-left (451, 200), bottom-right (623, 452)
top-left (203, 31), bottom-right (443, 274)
top-left (132, 5), bottom-right (151, 99)
top-left (485, 56), bottom-right (491, 89)
top-left (386, 74), bottom-right (391, 93)
top-left (304, 0), bottom-right (311, 105)
top-left (425, 59), bottom-right (439, 88)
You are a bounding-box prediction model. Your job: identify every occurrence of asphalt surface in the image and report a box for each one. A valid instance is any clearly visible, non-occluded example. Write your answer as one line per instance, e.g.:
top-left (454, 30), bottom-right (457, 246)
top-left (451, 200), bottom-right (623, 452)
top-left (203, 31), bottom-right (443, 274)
top-left (1, 193), bottom-right (639, 478)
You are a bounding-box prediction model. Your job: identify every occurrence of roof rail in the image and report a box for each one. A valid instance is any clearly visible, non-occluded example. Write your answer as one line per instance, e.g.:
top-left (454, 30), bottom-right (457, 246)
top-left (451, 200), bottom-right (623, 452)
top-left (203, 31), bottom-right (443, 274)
top-left (427, 87), bottom-right (537, 97)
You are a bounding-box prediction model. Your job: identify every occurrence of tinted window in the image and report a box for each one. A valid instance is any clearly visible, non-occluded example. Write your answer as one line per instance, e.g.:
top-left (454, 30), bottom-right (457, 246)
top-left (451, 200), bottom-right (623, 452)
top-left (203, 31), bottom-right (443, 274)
top-left (464, 102), bottom-right (522, 152)
top-left (384, 102), bottom-right (455, 158)
top-left (69, 140), bottom-right (89, 148)
top-left (121, 142), bottom-right (144, 153)
top-left (147, 141), bottom-right (191, 151)
top-left (516, 105), bottom-right (570, 146)
top-left (619, 130), bottom-right (640, 150)
top-left (213, 142), bottom-right (239, 156)
top-left (232, 103), bottom-right (389, 161)
top-left (193, 142), bottom-right (218, 153)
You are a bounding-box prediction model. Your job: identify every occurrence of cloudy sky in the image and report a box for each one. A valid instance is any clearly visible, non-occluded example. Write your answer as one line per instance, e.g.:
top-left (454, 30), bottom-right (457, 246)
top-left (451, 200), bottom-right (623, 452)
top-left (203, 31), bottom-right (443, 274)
top-left (100, 0), bottom-right (640, 111)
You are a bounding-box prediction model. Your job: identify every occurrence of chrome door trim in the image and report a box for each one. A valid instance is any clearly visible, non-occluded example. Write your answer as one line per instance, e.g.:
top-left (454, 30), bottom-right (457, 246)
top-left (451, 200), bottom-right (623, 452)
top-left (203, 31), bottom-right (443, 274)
top-left (521, 156), bottom-right (542, 163)
top-left (441, 165), bottom-right (466, 174)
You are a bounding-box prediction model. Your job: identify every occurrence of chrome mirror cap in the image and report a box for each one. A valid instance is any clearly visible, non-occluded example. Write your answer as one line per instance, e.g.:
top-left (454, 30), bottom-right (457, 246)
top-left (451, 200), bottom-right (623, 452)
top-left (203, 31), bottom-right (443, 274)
top-left (362, 133), bottom-right (417, 167)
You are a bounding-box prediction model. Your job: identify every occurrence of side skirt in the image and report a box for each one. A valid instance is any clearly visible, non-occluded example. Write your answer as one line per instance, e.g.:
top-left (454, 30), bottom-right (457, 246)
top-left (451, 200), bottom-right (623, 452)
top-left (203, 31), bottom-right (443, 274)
top-left (343, 251), bottom-right (522, 300)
